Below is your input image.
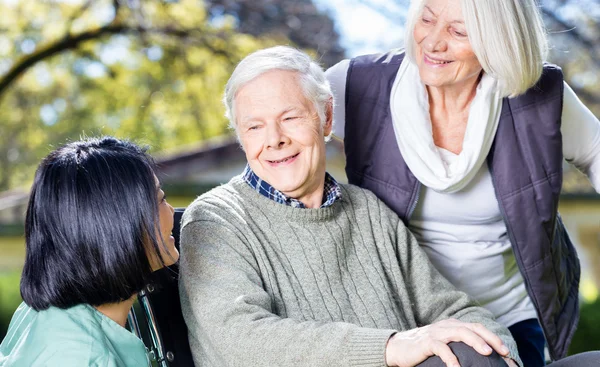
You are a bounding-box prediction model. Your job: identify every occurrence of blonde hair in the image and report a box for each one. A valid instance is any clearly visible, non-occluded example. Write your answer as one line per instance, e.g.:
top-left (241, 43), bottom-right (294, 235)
top-left (405, 0), bottom-right (548, 97)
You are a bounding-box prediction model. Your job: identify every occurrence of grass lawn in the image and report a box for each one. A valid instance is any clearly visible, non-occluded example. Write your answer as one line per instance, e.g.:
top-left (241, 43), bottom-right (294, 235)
top-left (0, 237), bottom-right (25, 273)
top-left (581, 277), bottom-right (598, 303)
top-left (0, 270), bottom-right (22, 340)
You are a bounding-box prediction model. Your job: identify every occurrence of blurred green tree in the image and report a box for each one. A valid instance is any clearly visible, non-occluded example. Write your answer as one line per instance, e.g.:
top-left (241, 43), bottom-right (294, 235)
top-left (205, 0), bottom-right (345, 66)
top-left (0, 0), bottom-right (344, 191)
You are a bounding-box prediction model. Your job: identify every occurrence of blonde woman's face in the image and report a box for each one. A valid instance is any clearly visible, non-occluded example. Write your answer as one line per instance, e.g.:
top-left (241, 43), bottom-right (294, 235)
top-left (412, 0), bottom-right (482, 89)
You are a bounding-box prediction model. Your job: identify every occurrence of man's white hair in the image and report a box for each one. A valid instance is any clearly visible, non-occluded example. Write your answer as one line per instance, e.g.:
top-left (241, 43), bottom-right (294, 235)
top-left (223, 46), bottom-right (333, 140)
top-left (404, 0), bottom-right (548, 97)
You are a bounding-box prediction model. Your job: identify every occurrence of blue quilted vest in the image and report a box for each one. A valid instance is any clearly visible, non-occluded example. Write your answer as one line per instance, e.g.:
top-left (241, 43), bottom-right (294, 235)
top-left (343, 50), bottom-right (580, 360)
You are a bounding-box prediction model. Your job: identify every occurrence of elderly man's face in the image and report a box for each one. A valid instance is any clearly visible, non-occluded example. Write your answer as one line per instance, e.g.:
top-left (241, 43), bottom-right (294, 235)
top-left (235, 70), bottom-right (331, 206)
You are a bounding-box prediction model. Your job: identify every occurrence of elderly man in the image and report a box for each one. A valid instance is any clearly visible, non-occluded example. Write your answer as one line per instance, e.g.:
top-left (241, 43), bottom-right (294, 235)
top-left (178, 46), bottom-right (520, 367)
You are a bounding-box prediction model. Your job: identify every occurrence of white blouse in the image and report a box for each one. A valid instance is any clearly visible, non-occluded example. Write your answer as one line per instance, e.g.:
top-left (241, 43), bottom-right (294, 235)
top-left (326, 58), bottom-right (600, 326)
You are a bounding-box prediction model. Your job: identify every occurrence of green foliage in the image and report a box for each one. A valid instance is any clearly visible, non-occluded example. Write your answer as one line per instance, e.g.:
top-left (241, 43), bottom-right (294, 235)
top-left (0, 271), bottom-right (22, 341)
top-left (569, 298), bottom-right (600, 355)
top-left (0, 0), bottom-right (281, 191)
top-left (204, 0), bottom-right (345, 67)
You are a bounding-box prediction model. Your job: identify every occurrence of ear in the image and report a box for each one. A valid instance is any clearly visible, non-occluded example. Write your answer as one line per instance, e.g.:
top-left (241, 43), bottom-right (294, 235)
top-left (323, 97), bottom-right (333, 136)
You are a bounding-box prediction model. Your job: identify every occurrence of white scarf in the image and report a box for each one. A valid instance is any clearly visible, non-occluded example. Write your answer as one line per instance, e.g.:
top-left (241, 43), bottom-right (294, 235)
top-left (389, 58), bottom-right (503, 193)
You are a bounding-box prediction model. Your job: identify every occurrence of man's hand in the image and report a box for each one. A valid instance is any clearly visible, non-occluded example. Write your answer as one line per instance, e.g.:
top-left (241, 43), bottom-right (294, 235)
top-left (384, 319), bottom-right (510, 367)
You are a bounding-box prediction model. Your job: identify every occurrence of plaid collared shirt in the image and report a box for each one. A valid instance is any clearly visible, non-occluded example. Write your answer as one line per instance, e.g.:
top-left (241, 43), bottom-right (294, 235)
top-left (241, 164), bottom-right (342, 208)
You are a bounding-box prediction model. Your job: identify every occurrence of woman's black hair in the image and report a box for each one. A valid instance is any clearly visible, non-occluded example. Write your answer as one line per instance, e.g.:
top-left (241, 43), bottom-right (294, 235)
top-left (21, 136), bottom-right (168, 310)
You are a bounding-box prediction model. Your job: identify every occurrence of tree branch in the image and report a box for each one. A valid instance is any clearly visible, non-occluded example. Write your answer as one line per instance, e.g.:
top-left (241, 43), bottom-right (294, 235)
top-left (0, 24), bottom-right (127, 101)
top-left (568, 83), bottom-right (600, 106)
top-left (0, 24), bottom-right (233, 103)
top-left (541, 8), bottom-right (600, 68)
top-left (66, 0), bottom-right (95, 34)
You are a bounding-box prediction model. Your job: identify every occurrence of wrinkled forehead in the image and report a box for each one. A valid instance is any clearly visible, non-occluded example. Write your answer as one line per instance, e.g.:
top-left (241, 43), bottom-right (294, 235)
top-left (421, 0), bottom-right (465, 20)
top-left (235, 71), bottom-right (314, 117)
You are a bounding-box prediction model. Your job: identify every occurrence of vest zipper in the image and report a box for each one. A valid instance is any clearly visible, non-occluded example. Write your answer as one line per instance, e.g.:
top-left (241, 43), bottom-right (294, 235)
top-left (407, 181), bottom-right (422, 220)
top-left (487, 163), bottom-right (555, 361)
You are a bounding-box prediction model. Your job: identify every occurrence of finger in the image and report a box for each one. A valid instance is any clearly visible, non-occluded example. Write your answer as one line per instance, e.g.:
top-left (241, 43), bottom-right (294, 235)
top-left (431, 341), bottom-right (460, 367)
top-left (443, 326), bottom-right (493, 356)
top-left (465, 323), bottom-right (509, 356)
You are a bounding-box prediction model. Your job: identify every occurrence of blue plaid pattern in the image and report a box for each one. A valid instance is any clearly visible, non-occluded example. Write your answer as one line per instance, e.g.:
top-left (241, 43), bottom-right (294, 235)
top-left (241, 164), bottom-right (342, 208)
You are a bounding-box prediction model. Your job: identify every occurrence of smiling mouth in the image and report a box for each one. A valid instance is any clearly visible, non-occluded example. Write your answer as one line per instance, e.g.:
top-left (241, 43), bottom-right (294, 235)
top-left (425, 55), bottom-right (453, 65)
top-left (268, 153), bottom-right (299, 164)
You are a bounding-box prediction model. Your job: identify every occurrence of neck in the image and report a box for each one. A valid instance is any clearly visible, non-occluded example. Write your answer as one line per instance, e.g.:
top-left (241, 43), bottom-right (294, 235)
top-left (95, 294), bottom-right (136, 327)
top-left (297, 184), bottom-right (325, 209)
top-left (427, 73), bottom-right (481, 115)
top-left (285, 170), bottom-right (326, 209)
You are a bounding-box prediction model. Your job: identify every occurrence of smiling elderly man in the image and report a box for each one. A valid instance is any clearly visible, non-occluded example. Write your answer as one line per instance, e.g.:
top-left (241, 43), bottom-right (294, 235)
top-left (178, 46), bottom-right (521, 367)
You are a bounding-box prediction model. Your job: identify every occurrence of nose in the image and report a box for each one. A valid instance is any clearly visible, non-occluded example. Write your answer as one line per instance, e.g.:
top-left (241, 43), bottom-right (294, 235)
top-left (423, 26), bottom-right (447, 52)
top-left (265, 122), bottom-right (291, 149)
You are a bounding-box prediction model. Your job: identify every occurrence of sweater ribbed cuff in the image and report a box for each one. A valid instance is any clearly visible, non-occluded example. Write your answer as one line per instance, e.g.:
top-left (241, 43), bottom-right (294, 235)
top-left (347, 328), bottom-right (397, 367)
top-left (507, 342), bottom-right (523, 367)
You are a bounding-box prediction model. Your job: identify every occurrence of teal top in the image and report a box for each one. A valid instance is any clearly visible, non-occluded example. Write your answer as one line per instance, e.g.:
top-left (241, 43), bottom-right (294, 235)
top-left (0, 302), bottom-right (149, 367)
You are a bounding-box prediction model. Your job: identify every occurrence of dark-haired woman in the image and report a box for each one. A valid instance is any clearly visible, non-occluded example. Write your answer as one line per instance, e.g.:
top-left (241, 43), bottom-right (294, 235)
top-left (0, 137), bottom-right (179, 366)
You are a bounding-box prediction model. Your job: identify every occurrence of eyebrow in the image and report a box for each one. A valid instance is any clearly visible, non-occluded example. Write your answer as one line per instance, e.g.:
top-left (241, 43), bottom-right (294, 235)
top-left (239, 115), bottom-right (255, 124)
top-left (239, 106), bottom-right (304, 125)
top-left (282, 106), bottom-right (301, 113)
top-left (423, 5), bottom-right (437, 16)
top-left (423, 5), bottom-right (465, 24)
top-left (239, 114), bottom-right (263, 128)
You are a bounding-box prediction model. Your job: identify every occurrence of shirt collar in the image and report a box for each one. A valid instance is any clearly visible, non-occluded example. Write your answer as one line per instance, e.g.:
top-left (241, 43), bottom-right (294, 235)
top-left (241, 164), bottom-right (342, 208)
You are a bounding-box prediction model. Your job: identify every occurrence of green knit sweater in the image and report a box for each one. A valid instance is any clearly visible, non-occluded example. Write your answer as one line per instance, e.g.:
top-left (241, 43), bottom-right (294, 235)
top-left (179, 176), bottom-right (521, 367)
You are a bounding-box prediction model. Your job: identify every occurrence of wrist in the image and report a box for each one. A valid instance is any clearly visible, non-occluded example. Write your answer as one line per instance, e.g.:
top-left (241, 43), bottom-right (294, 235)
top-left (385, 332), bottom-right (398, 366)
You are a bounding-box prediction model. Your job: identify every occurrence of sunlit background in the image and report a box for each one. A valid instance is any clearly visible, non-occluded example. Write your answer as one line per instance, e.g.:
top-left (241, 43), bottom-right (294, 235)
top-left (0, 0), bottom-right (599, 353)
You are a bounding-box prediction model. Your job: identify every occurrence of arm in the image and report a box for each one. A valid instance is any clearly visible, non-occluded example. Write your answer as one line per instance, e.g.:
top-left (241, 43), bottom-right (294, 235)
top-left (385, 202), bottom-right (522, 366)
top-left (179, 214), bottom-right (395, 367)
top-left (325, 59), bottom-right (350, 140)
top-left (561, 81), bottom-right (600, 191)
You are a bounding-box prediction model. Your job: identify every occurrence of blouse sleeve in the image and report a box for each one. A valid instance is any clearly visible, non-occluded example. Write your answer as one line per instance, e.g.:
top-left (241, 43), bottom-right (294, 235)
top-left (561, 81), bottom-right (600, 192)
top-left (326, 59), bottom-right (350, 140)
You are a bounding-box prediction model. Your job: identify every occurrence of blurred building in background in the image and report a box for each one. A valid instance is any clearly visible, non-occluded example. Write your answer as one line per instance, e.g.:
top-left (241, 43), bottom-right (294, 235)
top-left (1, 135), bottom-right (598, 298)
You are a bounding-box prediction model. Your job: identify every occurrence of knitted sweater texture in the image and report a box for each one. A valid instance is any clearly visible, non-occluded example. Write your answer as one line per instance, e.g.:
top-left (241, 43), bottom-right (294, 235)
top-left (179, 176), bottom-right (520, 366)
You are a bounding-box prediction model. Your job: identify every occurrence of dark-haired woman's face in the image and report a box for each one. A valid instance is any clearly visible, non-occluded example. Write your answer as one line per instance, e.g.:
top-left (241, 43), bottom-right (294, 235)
top-left (150, 176), bottom-right (179, 270)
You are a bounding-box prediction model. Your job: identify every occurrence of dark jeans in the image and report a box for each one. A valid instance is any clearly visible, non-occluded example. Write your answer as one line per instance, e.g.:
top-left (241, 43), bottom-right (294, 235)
top-left (508, 318), bottom-right (546, 367)
top-left (548, 352), bottom-right (600, 366)
top-left (416, 342), bottom-right (506, 367)
top-left (415, 341), bottom-right (600, 367)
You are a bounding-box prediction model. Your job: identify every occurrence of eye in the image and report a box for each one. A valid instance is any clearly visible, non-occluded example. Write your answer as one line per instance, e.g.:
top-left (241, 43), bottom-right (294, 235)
top-left (248, 125), bottom-right (260, 131)
top-left (421, 17), bottom-right (433, 24)
top-left (161, 193), bottom-right (167, 203)
top-left (283, 116), bottom-right (298, 121)
top-left (453, 29), bottom-right (467, 37)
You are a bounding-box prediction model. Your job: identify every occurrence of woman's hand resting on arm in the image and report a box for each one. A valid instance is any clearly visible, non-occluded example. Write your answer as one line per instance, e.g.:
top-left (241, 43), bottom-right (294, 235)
top-left (384, 319), bottom-right (512, 367)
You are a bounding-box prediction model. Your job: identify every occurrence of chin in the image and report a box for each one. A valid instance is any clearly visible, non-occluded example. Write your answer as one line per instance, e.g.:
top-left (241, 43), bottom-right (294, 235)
top-left (421, 77), bottom-right (447, 88)
top-left (271, 177), bottom-right (303, 192)
top-left (272, 183), bottom-right (299, 195)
